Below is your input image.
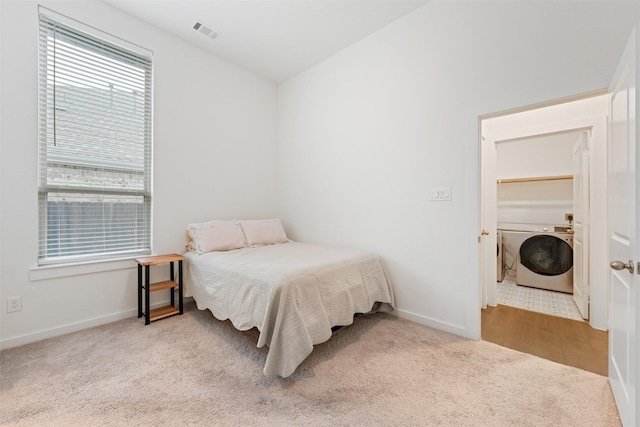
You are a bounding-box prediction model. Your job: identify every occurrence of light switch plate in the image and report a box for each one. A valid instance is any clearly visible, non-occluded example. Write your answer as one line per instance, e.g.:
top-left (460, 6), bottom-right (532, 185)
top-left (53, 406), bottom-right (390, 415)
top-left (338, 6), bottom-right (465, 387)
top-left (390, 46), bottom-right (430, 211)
top-left (429, 187), bottom-right (452, 201)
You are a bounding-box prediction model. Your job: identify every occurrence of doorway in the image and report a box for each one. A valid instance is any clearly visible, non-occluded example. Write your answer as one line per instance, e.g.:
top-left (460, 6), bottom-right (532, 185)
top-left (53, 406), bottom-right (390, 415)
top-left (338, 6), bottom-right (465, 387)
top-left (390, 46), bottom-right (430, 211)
top-left (479, 94), bottom-right (610, 371)
top-left (480, 93), bottom-right (609, 330)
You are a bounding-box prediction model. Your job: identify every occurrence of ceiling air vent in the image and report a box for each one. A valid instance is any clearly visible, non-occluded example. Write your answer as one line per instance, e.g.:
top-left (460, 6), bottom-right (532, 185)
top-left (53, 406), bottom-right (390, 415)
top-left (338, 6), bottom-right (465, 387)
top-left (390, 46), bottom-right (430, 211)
top-left (193, 21), bottom-right (221, 40)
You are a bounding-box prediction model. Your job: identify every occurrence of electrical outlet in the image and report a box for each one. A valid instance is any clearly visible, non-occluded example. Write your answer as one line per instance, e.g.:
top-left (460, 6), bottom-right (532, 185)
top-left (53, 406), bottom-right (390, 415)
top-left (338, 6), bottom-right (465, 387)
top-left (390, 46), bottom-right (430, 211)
top-left (7, 296), bottom-right (22, 313)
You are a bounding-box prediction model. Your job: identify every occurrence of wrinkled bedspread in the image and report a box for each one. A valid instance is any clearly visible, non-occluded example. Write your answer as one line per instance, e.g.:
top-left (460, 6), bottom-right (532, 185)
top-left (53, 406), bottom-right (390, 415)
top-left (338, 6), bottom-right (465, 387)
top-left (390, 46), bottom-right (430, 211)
top-left (184, 242), bottom-right (395, 377)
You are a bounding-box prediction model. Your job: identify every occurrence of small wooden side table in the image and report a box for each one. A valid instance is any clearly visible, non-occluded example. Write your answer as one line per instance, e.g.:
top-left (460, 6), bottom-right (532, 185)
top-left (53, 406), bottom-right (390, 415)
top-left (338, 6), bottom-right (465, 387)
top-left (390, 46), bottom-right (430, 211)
top-left (134, 253), bottom-right (185, 325)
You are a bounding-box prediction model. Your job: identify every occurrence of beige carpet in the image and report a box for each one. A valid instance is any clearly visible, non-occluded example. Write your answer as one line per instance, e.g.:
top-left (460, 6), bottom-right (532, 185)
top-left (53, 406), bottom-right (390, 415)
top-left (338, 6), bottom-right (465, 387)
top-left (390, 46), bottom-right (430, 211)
top-left (0, 301), bottom-right (620, 426)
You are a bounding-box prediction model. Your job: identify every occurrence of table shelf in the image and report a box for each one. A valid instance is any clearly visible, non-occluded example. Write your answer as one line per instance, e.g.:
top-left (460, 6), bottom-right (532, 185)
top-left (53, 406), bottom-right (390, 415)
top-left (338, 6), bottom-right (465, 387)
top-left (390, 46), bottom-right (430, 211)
top-left (135, 253), bottom-right (185, 325)
top-left (149, 305), bottom-right (180, 322)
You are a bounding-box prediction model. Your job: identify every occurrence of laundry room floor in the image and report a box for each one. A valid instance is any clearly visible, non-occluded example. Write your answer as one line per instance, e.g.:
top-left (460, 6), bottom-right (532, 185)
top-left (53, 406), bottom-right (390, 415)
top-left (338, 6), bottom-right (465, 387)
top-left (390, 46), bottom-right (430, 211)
top-left (497, 274), bottom-right (583, 321)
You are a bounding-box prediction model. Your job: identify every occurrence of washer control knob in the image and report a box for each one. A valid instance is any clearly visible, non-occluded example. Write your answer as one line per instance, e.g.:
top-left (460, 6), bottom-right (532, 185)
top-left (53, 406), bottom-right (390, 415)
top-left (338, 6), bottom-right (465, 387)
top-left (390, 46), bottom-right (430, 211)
top-left (541, 226), bottom-right (549, 232)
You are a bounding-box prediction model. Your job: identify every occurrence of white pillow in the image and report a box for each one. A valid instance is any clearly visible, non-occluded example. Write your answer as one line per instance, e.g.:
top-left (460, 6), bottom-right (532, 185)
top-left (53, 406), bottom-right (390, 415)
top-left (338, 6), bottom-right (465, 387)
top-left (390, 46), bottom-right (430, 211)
top-left (239, 219), bottom-right (289, 247)
top-left (187, 220), bottom-right (247, 254)
top-left (186, 221), bottom-right (211, 251)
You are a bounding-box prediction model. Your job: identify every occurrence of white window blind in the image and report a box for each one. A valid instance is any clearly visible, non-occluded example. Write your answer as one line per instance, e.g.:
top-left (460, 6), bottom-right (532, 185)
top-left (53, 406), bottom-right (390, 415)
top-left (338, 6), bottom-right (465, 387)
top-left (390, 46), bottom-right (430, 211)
top-left (38, 11), bottom-right (153, 265)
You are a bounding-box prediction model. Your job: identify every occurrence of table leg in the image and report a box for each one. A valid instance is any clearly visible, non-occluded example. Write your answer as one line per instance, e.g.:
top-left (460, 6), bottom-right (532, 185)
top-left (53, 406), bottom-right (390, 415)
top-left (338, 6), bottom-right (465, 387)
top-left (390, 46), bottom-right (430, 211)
top-left (145, 265), bottom-right (150, 325)
top-left (137, 264), bottom-right (142, 318)
top-left (170, 261), bottom-right (175, 308)
top-left (179, 260), bottom-right (184, 314)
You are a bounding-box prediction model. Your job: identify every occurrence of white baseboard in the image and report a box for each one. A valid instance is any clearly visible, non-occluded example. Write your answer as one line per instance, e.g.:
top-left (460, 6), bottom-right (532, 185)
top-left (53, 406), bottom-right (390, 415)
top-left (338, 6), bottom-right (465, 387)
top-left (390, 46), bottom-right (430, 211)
top-left (393, 308), bottom-right (469, 338)
top-left (0, 300), bottom-right (181, 351)
top-left (2, 302), bottom-right (466, 351)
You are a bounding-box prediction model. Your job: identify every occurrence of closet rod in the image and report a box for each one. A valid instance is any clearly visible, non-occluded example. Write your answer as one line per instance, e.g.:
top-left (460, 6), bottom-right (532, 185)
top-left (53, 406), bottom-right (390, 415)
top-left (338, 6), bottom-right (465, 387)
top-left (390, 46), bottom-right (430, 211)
top-left (497, 175), bottom-right (572, 184)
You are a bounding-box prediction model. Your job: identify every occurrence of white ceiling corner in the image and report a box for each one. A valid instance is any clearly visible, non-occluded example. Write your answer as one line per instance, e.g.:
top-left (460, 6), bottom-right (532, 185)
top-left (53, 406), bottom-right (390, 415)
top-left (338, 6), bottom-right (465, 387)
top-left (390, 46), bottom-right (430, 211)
top-left (104, 0), bottom-right (429, 84)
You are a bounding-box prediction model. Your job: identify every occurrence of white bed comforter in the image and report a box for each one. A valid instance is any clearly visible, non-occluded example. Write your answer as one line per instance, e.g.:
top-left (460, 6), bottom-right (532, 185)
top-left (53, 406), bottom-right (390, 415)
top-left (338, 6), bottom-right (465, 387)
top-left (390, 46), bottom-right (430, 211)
top-left (184, 242), bottom-right (395, 377)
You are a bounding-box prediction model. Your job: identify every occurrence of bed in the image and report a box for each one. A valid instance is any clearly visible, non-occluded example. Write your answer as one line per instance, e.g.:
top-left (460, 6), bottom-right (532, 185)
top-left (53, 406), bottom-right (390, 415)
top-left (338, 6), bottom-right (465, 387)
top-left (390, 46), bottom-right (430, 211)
top-left (183, 219), bottom-right (395, 378)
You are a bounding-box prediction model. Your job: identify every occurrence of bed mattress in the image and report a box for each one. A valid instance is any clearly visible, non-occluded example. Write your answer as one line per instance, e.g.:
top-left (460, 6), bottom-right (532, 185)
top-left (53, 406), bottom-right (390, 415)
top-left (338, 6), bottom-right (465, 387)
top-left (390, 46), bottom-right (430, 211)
top-left (184, 242), bottom-right (395, 377)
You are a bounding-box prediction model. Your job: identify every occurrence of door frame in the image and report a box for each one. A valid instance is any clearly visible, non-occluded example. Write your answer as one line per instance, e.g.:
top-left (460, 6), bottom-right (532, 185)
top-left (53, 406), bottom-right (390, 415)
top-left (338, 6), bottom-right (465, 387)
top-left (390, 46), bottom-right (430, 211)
top-left (479, 94), bottom-right (609, 330)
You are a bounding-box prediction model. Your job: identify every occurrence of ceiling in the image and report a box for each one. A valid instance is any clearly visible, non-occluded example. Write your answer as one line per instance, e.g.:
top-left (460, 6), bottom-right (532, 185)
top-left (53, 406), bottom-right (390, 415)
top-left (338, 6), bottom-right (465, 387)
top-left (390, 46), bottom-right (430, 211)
top-left (104, 0), bottom-right (428, 84)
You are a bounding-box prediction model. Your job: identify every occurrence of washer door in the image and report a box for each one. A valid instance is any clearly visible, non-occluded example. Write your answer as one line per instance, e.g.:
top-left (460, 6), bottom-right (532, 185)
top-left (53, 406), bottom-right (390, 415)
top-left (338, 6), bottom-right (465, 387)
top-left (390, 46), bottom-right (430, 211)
top-left (519, 235), bottom-right (573, 276)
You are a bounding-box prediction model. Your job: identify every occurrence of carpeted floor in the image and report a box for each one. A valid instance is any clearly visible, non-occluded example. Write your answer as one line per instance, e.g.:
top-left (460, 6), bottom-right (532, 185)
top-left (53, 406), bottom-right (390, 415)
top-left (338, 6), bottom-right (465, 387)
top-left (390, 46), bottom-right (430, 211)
top-left (0, 301), bottom-right (621, 426)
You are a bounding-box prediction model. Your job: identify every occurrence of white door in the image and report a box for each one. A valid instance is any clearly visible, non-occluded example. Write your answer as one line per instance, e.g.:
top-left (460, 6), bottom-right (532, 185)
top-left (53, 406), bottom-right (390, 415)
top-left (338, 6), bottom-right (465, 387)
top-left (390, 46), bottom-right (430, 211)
top-left (609, 27), bottom-right (639, 427)
top-left (480, 132), bottom-right (498, 308)
top-left (573, 131), bottom-right (589, 319)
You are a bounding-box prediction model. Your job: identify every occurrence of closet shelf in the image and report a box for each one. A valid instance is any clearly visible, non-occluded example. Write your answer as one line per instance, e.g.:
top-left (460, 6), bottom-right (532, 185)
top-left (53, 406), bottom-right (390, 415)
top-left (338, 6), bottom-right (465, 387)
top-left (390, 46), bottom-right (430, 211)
top-left (496, 175), bottom-right (572, 184)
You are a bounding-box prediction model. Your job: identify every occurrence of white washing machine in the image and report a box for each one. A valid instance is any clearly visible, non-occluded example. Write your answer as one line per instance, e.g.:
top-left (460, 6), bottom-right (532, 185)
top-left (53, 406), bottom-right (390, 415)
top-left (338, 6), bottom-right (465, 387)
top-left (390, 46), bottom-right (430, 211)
top-left (500, 225), bottom-right (574, 294)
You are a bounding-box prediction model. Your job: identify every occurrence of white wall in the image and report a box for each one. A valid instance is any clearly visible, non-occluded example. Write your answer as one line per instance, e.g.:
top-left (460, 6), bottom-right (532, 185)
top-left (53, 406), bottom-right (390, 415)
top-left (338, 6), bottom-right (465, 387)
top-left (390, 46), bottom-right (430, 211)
top-left (0, 0), bottom-right (278, 347)
top-left (277, 1), bottom-right (640, 337)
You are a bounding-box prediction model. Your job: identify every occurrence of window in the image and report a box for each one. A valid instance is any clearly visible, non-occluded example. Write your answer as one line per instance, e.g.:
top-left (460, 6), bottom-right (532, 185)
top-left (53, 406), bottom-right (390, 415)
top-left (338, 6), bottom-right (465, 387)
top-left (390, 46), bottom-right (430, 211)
top-left (38, 9), bottom-right (153, 265)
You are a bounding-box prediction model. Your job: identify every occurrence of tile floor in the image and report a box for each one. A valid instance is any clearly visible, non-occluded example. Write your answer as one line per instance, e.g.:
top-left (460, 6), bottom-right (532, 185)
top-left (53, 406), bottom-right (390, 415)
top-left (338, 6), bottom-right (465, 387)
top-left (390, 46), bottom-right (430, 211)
top-left (497, 273), bottom-right (584, 321)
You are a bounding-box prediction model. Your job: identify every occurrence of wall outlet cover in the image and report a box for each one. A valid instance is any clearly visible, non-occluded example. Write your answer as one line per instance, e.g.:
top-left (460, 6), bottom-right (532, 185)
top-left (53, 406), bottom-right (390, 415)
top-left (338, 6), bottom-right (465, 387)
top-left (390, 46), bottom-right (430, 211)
top-left (7, 296), bottom-right (22, 313)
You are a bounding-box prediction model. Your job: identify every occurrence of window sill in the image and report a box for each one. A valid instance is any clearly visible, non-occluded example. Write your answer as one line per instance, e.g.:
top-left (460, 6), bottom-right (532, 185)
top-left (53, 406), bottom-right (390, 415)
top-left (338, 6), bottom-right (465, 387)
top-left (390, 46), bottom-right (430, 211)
top-left (30, 257), bottom-right (139, 281)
